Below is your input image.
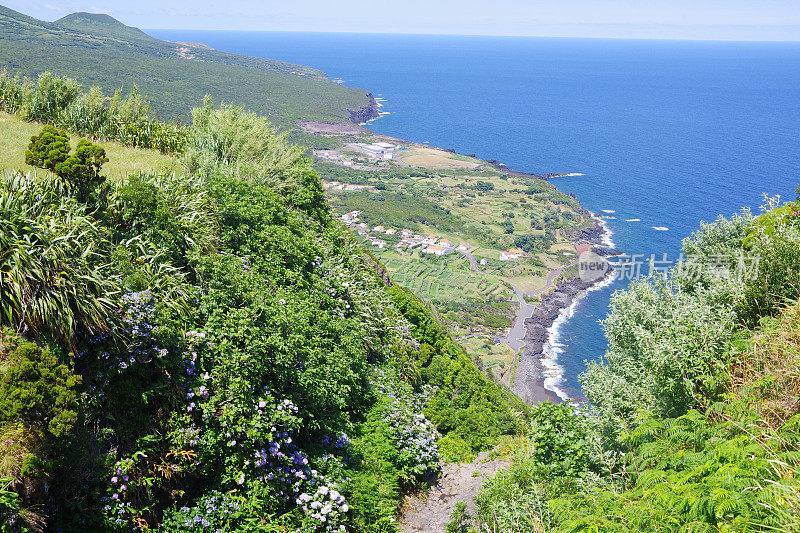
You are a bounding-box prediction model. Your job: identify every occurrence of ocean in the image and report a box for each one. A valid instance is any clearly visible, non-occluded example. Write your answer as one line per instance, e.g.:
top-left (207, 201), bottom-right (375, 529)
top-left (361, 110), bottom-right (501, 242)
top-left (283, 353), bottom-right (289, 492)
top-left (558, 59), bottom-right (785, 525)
top-left (148, 30), bottom-right (800, 399)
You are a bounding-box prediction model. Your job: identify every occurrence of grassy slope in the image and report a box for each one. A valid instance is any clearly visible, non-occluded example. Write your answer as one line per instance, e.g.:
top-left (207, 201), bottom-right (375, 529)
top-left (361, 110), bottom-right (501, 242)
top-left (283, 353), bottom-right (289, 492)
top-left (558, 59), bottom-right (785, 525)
top-left (0, 111), bottom-right (177, 178)
top-left (0, 6), bottom-right (371, 127)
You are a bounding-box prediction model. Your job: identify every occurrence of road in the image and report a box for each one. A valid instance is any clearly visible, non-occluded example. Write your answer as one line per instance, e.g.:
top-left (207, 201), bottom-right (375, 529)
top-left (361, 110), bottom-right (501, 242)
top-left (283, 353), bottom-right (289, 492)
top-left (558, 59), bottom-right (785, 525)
top-left (458, 250), bottom-right (578, 350)
top-left (501, 259), bottom-right (578, 350)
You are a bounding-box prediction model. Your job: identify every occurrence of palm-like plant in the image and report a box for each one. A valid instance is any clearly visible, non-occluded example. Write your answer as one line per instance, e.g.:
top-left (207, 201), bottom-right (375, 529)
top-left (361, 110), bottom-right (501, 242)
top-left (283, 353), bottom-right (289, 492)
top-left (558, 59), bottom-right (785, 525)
top-left (0, 172), bottom-right (119, 345)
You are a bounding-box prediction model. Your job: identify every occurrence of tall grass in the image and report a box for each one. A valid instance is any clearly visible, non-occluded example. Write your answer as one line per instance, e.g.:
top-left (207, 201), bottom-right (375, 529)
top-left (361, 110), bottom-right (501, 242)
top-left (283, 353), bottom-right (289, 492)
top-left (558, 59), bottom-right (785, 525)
top-left (0, 69), bottom-right (188, 155)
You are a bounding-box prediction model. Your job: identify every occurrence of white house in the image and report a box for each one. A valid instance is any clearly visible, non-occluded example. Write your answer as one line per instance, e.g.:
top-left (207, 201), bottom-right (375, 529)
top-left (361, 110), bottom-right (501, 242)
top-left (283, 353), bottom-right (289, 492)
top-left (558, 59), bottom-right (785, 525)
top-left (362, 143), bottom-right (396, 160)
top-left (457, 242), bottom-right (470, 252)
top-left (400, 229), bottom-right (413, 238)
top-left (385, 228), bottom-right (397, 235)
top-left (500, 248), bottom-right (525, 261)
top-left (479, 258), bottom-right (488, 266)
top-left (423, 245), bottom-right (450, 256)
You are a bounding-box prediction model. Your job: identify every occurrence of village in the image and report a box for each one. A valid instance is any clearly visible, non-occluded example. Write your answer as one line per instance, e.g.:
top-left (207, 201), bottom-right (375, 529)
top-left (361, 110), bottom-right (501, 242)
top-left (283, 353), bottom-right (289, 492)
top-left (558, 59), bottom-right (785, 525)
top-left (339, 210), bottom-right (527, 261)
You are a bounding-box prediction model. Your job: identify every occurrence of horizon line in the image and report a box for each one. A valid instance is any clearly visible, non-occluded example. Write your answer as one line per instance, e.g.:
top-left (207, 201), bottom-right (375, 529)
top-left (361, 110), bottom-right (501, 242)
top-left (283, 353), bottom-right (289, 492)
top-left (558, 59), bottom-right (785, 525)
top-left (143, 27), bottom-right (800, 43)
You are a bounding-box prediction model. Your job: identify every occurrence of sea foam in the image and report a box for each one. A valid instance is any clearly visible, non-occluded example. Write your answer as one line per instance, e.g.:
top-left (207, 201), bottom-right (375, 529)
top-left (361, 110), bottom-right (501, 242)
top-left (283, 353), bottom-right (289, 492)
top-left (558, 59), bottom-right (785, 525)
top-left (542, 216), bottom-right (616, 400)
top-left (541, 270), bottom-right (616, 401)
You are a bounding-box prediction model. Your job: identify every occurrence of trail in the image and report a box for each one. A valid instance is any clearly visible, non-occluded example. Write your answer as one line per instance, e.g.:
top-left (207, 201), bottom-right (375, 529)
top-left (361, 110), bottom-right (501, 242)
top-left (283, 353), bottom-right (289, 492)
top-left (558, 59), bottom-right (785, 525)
top-left (401, 256), bottom-right (579, 532)
top-left (399, 451), bottom-right (511, 533)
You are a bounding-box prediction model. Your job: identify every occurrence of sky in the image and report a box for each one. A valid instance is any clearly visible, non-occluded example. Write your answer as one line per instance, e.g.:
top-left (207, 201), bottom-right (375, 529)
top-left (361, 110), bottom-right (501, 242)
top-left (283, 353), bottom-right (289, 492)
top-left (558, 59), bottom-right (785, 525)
top-left (7, 0), bottom-right (800, 40)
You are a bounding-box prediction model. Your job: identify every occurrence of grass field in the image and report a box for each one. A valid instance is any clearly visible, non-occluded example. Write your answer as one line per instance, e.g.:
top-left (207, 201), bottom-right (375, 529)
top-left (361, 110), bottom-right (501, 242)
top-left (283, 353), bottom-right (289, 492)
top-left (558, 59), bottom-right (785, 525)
top-left (399, 147), bottom-right (482, 170)
top-left (380, 253), bottom-right (511, 304)
top-left (459, 335), bottom-right (518, 384)
top-left (0, 112), bottom-right (178, 179)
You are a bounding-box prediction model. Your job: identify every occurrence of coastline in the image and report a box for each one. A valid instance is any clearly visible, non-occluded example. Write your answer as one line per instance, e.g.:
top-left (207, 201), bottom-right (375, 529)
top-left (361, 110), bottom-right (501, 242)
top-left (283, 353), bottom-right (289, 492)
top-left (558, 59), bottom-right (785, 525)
top-left (342, 89), bottom-right (616, 405)
top-left (510, 217), bottom-right (617, 404)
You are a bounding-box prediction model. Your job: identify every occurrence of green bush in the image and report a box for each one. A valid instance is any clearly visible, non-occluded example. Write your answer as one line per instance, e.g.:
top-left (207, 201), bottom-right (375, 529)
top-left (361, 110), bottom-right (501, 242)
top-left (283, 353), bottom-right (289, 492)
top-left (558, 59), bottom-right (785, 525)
top-left (0, 341), bottom-right (81, 438)
top-left (24, 72), bottom-right (79, 123)
top-left (24, 125), bottom-right (70, 172)
top-left (109, 172), bottom-right (217, 272)
top-left (55, 139), bottom-right (108, 202)
top-left (0, 173), bottom-right (118, 343)
top-left (581, 277), bottom-right (738, 443)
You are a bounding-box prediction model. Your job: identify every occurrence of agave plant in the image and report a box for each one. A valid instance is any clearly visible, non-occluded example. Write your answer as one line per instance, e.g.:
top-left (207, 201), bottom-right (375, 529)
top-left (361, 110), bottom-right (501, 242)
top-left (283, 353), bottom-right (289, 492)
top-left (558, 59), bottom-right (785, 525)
top-left (0, 172), bottom-right (119, 345)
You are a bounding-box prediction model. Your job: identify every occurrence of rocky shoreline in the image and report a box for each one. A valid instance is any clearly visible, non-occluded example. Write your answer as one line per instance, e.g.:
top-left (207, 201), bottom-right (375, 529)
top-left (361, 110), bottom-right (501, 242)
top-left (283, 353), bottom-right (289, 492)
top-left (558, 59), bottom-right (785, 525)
top-left (348, 92), bottom-right (381, 124)
top-left (336, 89), bottom-right (615, 405)
top-left (511, 218), bottom-right (618, 404)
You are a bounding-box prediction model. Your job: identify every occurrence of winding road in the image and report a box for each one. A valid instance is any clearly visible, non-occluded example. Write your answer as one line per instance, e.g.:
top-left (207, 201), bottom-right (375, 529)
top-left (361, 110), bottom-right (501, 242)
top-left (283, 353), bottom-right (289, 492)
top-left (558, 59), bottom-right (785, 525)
top-left (458, 250), bottom-right (577, 351)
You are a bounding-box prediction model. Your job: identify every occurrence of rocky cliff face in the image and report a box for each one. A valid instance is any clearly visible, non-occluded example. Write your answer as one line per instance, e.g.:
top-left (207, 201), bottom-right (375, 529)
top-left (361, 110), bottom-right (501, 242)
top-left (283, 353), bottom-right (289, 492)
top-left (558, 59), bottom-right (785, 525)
top-left (348, 92), bottom-right (380, 124)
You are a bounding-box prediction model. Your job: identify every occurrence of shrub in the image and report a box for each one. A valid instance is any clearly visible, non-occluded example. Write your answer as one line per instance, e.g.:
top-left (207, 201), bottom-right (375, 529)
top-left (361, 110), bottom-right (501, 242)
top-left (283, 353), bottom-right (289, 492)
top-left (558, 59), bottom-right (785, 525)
top-left (182, 96), bottom-right (305, 183)
top-left (24, 125), bottom-right (70, 172)
top-left (527, 402), bottom-right (599, 481)
top-left (738, 197), bottom-right (800, 326)
top-left (0, 173), bottom-right (118, 343)
top-left (581, 277), bottom-right (738, 443)
top-left (24, 72), bottom-right (79, 123)
top-left (55, 139), bottom-right (108, 202)
top-left (109, 172), bottom-right (217, 272)
top-left (0, 342), bottom-right (81, 438)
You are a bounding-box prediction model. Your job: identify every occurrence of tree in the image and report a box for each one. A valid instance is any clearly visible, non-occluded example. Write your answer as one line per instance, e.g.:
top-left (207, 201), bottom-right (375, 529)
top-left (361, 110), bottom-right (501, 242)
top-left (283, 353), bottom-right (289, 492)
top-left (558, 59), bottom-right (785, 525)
top-left (24, 125), bottom-right (70, 172)
top-left (54, 139), bottom-right (108, 202)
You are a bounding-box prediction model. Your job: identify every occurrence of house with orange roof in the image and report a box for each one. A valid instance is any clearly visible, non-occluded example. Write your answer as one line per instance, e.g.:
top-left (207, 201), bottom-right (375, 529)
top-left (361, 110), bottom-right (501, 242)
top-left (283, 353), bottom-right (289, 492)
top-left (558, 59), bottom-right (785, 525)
top-left (500, 248), bottom-right (525, 261)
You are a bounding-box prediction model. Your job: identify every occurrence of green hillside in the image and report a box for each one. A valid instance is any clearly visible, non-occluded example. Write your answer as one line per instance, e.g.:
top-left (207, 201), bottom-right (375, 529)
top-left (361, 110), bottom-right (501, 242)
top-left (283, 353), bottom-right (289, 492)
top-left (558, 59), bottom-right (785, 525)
top-left (0, 68), bottom-right (526, 531)
top-left (0, 6), bottom-right (374, 126)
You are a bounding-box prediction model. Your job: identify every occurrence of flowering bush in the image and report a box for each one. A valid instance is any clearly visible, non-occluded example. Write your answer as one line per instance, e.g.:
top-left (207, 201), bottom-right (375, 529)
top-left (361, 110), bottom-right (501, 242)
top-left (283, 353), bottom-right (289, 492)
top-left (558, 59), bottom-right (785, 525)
top-left (374, 370), bottom-right (440, 481)
top-left (160, 491), bottom-right (247, 532)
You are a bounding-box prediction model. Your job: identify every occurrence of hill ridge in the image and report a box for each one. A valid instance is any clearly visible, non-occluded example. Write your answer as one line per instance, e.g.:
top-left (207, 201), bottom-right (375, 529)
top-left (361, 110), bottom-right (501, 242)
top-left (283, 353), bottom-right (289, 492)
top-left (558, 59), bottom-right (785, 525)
top-left (0, 5), bottom-right (376, 126)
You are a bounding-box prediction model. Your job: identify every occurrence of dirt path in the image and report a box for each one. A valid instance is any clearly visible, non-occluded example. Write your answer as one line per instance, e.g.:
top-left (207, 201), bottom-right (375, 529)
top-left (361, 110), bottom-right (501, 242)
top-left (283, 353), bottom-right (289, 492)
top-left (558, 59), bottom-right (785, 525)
top-left (399, 451), bottom-right (511, 533)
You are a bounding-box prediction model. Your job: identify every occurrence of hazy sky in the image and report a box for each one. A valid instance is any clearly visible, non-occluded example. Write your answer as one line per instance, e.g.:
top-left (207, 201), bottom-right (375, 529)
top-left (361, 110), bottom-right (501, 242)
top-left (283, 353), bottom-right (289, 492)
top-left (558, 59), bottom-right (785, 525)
top-left (7, 0), bottom-right (800, 40)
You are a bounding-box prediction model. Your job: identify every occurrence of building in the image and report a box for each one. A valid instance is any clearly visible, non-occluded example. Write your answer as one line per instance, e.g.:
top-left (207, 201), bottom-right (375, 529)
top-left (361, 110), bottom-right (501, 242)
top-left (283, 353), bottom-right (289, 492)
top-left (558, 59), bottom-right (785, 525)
top-left (385, 228), bottom-right (397, 235)
top-left (371, 239), bottom-right (387, 249)
top-left (423, 245), bottom-right (451, 256)
top-left (362, 142), bottom-right (397, 160)
top-left (423, 235), bottom-right (438, 245)
top-left (340, 210), bottom-right (360, 223)
top-left (373, 225), bottom-right (385, 232)
top-left (457, 242), bottom-right (470, 252)
top-left (500, 248), bottom-right (525, 261)
top-left (400, 229), bottom-right (413, 238)
top-left (479, 258), bottom-right (488, 266)
top-left (439, 239), bottom-right (454, 249)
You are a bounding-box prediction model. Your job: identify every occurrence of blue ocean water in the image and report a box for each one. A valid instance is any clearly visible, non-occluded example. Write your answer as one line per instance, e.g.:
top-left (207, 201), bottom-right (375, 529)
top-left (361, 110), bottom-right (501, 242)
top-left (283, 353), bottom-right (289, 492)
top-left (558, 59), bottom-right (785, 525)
top-left (148, 30), bottom-right (800, 398)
